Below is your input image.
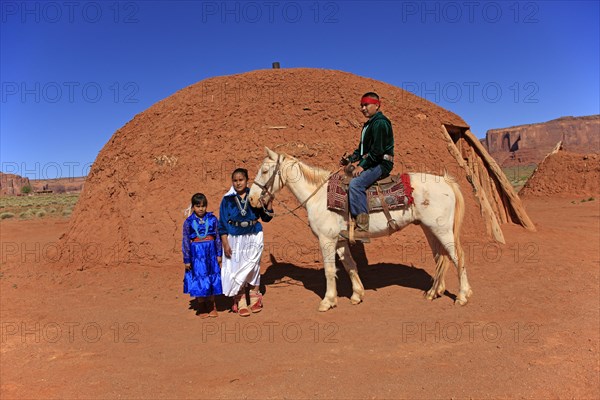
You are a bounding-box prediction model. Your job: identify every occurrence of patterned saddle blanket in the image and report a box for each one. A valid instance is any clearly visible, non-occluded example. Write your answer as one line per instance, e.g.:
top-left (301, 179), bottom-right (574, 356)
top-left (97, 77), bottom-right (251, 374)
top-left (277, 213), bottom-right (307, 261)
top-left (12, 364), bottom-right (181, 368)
top-left (327, 173), bottom-right (414, 213)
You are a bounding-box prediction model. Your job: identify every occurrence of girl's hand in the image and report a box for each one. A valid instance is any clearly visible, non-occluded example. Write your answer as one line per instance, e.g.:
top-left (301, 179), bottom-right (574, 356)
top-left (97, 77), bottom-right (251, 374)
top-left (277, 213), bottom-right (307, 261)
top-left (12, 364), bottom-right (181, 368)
top-left (185, 263), bottom-right (191, 271)
top-left (217, 256), bottom-right (222, 268)
top-left (223, 243), bottom-right (232, 258)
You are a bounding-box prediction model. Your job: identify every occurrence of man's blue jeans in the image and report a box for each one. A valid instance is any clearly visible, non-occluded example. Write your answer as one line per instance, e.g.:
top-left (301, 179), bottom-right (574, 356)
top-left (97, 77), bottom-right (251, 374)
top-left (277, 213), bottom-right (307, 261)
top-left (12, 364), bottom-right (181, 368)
top-left (349, 165), bottom-right (383, 217)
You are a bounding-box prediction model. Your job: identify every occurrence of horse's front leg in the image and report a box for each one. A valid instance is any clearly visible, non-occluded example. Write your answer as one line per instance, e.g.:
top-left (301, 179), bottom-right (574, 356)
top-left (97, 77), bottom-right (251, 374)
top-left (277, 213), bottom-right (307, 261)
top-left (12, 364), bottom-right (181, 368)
top-left (318, 237), bottom-right (338, 312)
top-left (336, 242), bottom-right (364, 305)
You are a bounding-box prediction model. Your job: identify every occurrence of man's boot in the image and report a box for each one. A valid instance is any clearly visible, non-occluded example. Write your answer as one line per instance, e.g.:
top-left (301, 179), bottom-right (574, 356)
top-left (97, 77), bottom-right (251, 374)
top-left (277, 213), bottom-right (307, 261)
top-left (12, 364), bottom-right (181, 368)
top-left (340, 213), bottom-right (371, 243)
top-left (356, 213), bottom-right (369, 233)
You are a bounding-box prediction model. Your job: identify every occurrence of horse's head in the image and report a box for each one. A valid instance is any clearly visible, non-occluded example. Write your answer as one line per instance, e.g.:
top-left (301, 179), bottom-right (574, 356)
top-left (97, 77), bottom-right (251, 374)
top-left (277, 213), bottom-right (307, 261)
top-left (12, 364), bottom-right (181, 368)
top-left (248, 147), bottom-right (286, 208)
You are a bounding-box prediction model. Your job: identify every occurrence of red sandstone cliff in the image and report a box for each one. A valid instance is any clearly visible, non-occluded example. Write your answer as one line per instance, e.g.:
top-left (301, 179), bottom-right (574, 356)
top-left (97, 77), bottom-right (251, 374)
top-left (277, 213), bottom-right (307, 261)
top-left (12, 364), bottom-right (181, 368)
top-left (0, 173), bottom-right (31, 196)
top-left (482, 115), bottom-right (599, 166)
top-left (31, 177), bottom-right (85, 193)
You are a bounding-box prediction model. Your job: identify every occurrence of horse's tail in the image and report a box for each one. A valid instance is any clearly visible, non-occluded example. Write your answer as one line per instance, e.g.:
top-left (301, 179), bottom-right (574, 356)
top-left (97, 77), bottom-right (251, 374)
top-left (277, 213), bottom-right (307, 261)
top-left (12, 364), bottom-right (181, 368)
top-left (444, 172), bottom-right (465, 268)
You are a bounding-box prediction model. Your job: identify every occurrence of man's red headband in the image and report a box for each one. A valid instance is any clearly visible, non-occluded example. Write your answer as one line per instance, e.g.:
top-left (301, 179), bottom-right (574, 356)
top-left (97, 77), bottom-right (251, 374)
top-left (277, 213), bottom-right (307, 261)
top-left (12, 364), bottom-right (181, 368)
top-left (360, 97), bottom-right (380, 106)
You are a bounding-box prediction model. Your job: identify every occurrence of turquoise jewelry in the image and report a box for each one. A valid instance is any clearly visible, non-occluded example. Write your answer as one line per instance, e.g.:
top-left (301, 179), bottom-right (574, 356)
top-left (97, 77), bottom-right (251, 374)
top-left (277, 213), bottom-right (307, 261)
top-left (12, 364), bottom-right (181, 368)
top-left (192, 216), bottom-right (209, 239)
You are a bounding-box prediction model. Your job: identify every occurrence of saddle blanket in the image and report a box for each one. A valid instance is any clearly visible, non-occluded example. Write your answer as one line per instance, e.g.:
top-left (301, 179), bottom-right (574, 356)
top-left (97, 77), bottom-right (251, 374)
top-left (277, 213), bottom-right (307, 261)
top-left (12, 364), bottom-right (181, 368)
top-left (327, 173), bottom-right (414, 213)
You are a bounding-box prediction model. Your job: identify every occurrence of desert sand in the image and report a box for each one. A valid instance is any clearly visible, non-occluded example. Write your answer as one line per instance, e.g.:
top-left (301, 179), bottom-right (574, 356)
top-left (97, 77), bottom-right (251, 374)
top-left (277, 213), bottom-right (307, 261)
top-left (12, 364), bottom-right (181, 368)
top-left (1, 194), bottom-right (598, 398)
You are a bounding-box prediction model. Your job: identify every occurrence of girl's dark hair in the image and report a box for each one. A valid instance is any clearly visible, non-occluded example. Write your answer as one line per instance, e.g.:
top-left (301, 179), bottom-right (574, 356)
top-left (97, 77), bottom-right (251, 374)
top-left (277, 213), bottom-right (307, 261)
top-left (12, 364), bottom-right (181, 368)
top-left (191, 193), bottom-right (207, 206)
top-left (231, 168), bottom-right (248, 180)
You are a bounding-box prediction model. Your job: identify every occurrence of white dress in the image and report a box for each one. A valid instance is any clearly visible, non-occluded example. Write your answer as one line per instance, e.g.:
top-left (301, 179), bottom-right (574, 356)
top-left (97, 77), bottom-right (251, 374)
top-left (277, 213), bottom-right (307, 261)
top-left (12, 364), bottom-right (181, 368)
top-left (220, 231), bottom-right (263, 296)
top-left (219, 186), bottom-right (266, 297)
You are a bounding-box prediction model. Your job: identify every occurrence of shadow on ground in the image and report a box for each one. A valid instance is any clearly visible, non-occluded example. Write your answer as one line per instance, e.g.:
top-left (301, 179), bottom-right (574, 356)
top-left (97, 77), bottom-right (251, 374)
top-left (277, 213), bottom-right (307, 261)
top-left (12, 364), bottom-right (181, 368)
top-left (262, 244), bottom-right (455, 301)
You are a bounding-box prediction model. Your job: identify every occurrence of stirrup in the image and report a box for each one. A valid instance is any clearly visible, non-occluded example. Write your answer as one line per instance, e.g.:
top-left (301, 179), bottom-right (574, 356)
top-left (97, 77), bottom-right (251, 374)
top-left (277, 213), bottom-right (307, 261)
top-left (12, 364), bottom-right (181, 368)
top-left (249, 291), bottom-right (263, 313)
top-left (339, 229), bottom-right (371, 244)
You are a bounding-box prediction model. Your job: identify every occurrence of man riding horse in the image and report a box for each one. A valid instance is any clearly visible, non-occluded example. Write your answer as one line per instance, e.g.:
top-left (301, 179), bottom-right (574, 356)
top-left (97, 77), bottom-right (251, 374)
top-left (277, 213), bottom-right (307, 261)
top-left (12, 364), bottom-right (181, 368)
top-left (339, 92), bottom-right (395, 242)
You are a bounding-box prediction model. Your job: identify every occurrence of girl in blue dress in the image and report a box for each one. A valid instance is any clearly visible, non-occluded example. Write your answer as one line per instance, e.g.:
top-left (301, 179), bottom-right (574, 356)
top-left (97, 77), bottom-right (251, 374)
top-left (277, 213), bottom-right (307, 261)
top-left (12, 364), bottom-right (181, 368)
top-left (182, 193), bottom-right (222, 318)
top-left (219, 168), bottom-right (273, 317)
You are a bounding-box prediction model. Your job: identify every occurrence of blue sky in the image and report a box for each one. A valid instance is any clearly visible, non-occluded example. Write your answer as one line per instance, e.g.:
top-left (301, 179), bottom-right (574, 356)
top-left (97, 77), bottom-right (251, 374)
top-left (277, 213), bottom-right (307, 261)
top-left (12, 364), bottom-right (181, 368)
top-left (1, 0), bottom-right (599, 179)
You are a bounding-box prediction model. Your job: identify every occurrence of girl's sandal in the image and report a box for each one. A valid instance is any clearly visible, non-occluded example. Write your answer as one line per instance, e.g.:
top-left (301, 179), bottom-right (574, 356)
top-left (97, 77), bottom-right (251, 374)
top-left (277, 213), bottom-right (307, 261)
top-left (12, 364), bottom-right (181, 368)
top-left (238, 307), bottom-right (251, 317)
top-left (237, 294), bottom-right (251, 317)
top-left (208, 300), bottom-right (218, 318)
top-left (249, 291), bottom-right (263, 313)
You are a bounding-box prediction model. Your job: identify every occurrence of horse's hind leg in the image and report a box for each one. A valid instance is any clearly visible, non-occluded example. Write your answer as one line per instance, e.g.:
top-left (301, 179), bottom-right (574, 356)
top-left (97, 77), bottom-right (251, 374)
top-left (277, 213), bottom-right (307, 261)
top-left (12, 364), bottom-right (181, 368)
top-left (422, 227), bottom-right (449, 300)
top-left (453, 252), bottom-right (472, 306)
top-left (336, 242), bottom-right (365, 305)
top-left (434, 230), bottom-right (472, 305)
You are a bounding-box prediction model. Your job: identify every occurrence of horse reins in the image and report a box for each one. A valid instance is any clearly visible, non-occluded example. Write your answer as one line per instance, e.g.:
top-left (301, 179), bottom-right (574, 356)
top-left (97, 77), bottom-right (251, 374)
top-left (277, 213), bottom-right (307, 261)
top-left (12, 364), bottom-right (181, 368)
top-left (254, 155), bottom-right (342, 226)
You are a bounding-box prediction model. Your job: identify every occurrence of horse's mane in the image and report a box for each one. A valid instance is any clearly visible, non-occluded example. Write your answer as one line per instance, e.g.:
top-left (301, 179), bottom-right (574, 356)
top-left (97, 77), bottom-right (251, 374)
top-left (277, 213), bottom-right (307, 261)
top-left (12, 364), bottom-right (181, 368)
top-left (282, 153), bottom-right (332, 186)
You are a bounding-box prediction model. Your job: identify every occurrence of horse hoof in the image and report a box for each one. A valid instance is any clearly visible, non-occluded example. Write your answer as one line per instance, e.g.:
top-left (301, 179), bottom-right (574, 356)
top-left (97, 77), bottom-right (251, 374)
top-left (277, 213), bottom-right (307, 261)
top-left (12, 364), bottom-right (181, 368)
top-left (318, 301), bottom-right (336, 312)
top-left (350, 293), bottom-right (363, 305)
top-left (454, 297), bottom-right (468, 306)
top-left (424, 291), bottom-right (437, 301)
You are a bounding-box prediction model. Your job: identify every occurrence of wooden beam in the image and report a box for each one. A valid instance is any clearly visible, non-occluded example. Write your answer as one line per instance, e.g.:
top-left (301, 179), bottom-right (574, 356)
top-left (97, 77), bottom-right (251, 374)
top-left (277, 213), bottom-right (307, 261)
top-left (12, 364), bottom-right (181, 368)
top-left (440, 125), bottom-right (505, 243)
top-left (461, 129), bottom-right (536, 232)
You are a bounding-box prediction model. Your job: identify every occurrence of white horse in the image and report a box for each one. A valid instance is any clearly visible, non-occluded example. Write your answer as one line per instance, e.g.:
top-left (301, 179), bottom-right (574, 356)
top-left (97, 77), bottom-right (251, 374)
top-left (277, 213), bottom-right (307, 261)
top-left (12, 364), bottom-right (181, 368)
top-left (248, 147), bottom-right (472, 311)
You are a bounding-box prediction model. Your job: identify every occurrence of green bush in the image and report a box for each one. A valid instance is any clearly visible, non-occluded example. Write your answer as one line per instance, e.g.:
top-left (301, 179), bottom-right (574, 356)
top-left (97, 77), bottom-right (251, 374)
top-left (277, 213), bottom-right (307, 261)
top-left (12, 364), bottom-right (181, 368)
top-left (0, 193), bottom-right (79, 220)
top-left (0, 212), bottom-right (15, 219)
top-left (20, 185), bottom-right (32, 194)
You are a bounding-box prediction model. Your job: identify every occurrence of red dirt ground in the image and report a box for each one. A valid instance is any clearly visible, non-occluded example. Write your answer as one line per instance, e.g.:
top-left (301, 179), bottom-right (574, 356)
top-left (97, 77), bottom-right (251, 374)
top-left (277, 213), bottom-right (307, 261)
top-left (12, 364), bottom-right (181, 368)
top-left (1, 194), bottom-right (599, 399)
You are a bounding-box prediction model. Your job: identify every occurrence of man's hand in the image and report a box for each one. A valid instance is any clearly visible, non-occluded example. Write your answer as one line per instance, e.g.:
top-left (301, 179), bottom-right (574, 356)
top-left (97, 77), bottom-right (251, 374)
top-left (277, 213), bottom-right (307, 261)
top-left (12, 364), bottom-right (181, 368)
top-left (352, 165), bottom-right (364, 177)
top-left (339, 152), bottom-right (350, 166)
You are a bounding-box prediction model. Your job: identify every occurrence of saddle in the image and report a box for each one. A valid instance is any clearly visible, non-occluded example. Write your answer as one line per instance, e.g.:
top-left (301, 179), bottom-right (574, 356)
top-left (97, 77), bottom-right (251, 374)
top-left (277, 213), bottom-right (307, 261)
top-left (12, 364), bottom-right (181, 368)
top-left (327, 173), bottom-right (414, 215)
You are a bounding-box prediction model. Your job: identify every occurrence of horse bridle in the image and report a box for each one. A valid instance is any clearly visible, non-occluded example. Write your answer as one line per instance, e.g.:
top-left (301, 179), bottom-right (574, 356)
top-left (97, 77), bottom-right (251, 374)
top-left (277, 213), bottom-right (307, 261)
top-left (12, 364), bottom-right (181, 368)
top-left (253, 154), bottom-right (344, 224)
top-left (254, 155), bottom-right (283, 207)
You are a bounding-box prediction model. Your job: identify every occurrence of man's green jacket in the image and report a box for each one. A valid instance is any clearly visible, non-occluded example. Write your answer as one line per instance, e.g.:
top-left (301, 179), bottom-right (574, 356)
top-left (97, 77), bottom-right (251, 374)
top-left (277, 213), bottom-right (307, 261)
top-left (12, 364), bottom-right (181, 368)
top-left (349, 111), bottom-right (394, 176)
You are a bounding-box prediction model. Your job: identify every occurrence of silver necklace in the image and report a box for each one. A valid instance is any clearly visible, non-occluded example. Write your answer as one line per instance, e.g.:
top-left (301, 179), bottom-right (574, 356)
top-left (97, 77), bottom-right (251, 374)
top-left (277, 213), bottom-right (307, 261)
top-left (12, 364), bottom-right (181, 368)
top-left (235, 194), bottom-right (248, 217)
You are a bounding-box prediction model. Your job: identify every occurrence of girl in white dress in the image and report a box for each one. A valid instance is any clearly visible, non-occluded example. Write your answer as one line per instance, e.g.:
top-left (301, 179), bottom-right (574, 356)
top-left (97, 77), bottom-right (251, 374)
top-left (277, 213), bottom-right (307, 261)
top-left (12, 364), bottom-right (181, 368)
top-left (219, 168), bottom-right (273, 317)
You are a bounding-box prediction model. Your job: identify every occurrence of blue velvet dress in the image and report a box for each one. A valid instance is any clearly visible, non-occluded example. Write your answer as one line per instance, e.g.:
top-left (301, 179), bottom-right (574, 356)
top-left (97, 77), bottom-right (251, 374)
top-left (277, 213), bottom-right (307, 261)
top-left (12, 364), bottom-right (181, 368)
top-left (182, 212), bottom-right (223, 297)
